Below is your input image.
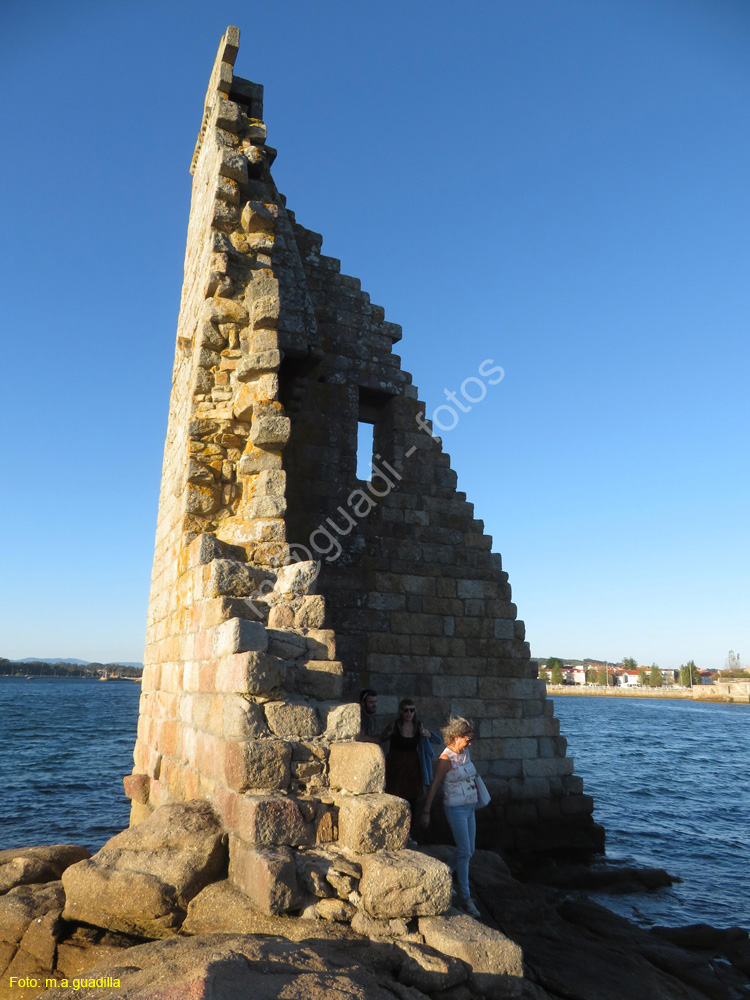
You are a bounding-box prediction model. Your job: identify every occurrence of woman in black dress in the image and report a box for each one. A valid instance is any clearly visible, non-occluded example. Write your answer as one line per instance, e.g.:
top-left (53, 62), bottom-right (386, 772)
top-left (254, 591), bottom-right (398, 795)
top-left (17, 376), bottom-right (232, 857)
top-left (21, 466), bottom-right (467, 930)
top-left (381, 698), bottom-right (433, 839)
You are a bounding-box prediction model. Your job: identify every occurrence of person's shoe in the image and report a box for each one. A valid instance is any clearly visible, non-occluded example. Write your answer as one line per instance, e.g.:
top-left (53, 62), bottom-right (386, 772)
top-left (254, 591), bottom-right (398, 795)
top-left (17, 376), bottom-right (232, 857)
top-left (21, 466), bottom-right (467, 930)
top-left (458, 897), bottom-right (480, 918)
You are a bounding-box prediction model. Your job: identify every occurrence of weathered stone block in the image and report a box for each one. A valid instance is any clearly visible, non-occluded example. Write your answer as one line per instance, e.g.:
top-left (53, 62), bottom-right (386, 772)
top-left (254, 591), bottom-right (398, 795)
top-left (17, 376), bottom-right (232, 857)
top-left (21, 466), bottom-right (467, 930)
top-left (322, 702), bottom-right (361, 740)
top-left (305, 629), bottom-right (336, 659)
top-left (251, 294), bottom-right (280, 328)
top-left (298, 660), bottom-right (343, 700)
top-left (218, 147), bottom-right (249, 185)
top-left (213, 618), bottom-right (268, 656)
top-left (267, 603), bottom-right (294, 628)
top-left (559, 793), bottom-right (595, 816)
top-left (123, 773), bottom-right (150, 805)
top-left (247, 493), bottom-right (286, 519)
top-left (237, 447), bottom-right (281, 475)
top-left (250, 413), bottom-right (291, 447)
top-left (237, 349), bottom-right (282, 380)
top-left (215, 651), bottom-right (283, 695)
top-left (328, 742), bottom-right (385, 794)
top-left (419, 914), bottom-right (524, 999)
top-left (206, 559), bottom-right (270, 599)
top-left (337, 794), bottom-right (409, 853)
top-left (522, 758), bottom-right (574, 778)
top-left (359, 850), bottom-right (452, 919)
top-left (264, 700), bottom-right (321, 738)
top-left (266, 629), bottom-right (307, 659)
top-left (234, 795), bottom-right (311, 846)
top-left (501, 738), bottom-right (537, 759)
top-left (223, 696), bottom-right (268, 739)
top-left (493, 619), bottom-right (516, 639)
top-left (185, 483), bottom-right (219, 516)
top-left (433, 675), bottom-right (478, 697)
top-left (294, 595), bottom-right (326, 628)
top-left (228, 840), bottom-right (303, 914)
top-left (224, 739), bottom-right (291, 792)
top-left (313, 897), bottom-right (356, 921)
top-left (274, 560), bottom-right (319, 597)
top-left (232, 382), bottom-right (256, 421)
top-left (508, 777), bottom-right (551, 800)
top-left (18, 908), bottom-right (59, 969)
top-left (215, 96), bottom-right (241, 132)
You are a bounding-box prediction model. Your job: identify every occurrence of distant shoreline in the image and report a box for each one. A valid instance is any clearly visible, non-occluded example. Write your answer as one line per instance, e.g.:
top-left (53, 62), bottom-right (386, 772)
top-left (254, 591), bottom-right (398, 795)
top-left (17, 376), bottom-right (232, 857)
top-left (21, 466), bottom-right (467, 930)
top-left (546, 684), bottom-right (750, 704)
top-left (0, 674), bottom-right (141, 682)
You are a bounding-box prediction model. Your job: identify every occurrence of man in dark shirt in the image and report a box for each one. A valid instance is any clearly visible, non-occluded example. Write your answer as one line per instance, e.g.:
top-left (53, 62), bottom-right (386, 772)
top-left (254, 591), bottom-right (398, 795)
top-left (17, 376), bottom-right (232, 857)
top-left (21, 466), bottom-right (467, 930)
top-left (359, 688), bottom-right (379, 742)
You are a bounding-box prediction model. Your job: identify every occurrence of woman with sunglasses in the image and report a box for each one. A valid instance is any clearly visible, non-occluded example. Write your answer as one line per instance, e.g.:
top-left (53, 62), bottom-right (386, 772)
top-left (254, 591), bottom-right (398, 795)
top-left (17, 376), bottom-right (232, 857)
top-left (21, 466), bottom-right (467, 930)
top-left (381, 698), bottom-right (432, 840)
top-left (420, 715), bottom-right (480, 918)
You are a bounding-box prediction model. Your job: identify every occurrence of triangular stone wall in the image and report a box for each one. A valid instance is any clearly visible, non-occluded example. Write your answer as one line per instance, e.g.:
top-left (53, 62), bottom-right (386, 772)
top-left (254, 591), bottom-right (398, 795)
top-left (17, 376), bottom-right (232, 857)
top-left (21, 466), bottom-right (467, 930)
top-left (127, 28), bottom-right (603, 900)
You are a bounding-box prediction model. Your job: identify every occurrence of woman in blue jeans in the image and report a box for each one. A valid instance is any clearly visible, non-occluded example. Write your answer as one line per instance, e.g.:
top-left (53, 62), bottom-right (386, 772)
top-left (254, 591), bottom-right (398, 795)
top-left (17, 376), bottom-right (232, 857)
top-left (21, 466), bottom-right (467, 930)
top-left (420, 716), bottom-right (480, 918)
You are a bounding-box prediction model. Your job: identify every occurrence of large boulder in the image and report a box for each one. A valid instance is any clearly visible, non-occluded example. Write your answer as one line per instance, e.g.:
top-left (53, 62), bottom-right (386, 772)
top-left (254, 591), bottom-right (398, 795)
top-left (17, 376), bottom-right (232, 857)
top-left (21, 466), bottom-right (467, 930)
top-left (0, 846), bottom-right (91, 895)
top-left (62, 802), bottom-right (226, 938)
top-left (359, 850), bottom-right (452, 919)
top-left (419, 913), bottom-right (524, 999)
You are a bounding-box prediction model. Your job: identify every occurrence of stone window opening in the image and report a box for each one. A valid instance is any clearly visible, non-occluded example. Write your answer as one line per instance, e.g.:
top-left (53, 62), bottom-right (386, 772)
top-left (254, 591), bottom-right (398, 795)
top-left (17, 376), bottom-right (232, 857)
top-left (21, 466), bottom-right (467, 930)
top-left (356, 420), bottom-right (375, 481)
top-left (357, 387), bottom-right (394, 483)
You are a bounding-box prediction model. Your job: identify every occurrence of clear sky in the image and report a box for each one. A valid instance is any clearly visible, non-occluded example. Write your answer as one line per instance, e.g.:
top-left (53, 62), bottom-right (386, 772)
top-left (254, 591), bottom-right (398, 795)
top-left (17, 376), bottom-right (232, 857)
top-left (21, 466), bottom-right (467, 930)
top-left (1, 0), bottom-right (747, 669)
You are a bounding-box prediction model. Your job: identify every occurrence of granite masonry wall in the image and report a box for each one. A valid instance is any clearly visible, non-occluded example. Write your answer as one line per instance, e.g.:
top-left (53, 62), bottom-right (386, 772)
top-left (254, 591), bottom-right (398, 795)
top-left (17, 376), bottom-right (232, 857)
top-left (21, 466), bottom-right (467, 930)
top-left (126, 27), bottom-right (602, 907)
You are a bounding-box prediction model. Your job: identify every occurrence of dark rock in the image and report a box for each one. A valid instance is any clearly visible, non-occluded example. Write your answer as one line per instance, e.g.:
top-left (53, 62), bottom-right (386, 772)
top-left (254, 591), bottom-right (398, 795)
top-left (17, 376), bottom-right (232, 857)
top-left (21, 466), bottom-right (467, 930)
top-left (469, 851), bottom-right (746, 1000)
top-left (526, 860), bottom-right (676, 893)
top-left (651, 924), bottom-right (748, 949)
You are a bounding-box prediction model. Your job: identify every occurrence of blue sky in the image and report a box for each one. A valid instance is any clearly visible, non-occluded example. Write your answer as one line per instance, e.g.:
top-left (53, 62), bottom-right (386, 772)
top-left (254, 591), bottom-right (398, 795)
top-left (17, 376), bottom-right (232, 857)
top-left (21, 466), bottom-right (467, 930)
top-left (1, 0), bottom-right (747, 669)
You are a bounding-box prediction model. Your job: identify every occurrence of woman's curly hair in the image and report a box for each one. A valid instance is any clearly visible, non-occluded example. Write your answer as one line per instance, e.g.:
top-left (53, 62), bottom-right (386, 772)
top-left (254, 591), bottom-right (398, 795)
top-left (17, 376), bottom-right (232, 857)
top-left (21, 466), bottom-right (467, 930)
top-left (440, 715), bottom-right (474, 745)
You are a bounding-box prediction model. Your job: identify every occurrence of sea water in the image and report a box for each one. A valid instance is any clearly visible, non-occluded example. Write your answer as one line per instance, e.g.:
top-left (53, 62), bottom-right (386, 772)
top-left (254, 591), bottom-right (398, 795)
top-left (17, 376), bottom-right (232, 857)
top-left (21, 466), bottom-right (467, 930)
top-left (553, 694), bottom-right (750, 928)
top-left (1, 677), bottom-right (747, 929)
top-left (0, 676), bottom-right (140, 851)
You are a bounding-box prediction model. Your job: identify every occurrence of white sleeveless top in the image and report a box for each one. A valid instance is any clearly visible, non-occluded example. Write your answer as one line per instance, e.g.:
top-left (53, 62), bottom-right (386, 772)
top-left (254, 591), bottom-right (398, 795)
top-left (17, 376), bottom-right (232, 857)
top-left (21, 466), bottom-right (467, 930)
top-left (440, 746), bottom-right (478, 806)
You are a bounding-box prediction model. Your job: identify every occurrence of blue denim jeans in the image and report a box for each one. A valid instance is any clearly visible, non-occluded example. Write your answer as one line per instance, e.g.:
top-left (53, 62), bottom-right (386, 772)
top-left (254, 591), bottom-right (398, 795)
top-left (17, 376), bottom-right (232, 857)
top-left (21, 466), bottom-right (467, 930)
top-left (443, 802), bottom-right (477, 901)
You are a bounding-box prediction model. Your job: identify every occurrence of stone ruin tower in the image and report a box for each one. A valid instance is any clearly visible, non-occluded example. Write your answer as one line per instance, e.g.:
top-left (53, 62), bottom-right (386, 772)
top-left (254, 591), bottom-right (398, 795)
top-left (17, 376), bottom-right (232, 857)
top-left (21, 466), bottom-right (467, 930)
top-left (126, 27), bottom-right (602, 908)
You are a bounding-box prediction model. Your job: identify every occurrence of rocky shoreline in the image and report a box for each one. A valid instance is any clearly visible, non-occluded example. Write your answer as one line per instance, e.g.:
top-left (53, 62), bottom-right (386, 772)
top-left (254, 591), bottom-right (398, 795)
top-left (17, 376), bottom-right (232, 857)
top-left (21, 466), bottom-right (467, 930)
top-left (2, 804), bottom-right (748, 1000)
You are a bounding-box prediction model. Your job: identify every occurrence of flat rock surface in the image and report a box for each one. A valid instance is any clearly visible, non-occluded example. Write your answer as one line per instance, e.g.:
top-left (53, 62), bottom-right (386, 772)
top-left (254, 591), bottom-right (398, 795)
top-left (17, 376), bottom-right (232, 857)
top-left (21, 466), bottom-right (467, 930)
top-left (0, 881), bottom-right (65, 947)
top-left (41, 932), bottom-right (430, 1000)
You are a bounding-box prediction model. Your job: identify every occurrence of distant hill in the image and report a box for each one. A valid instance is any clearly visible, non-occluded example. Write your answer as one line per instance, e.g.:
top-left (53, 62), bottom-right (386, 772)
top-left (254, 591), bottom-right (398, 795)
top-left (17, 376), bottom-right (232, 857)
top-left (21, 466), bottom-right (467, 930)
top-left (11, 657), bottom-right (89, 665)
